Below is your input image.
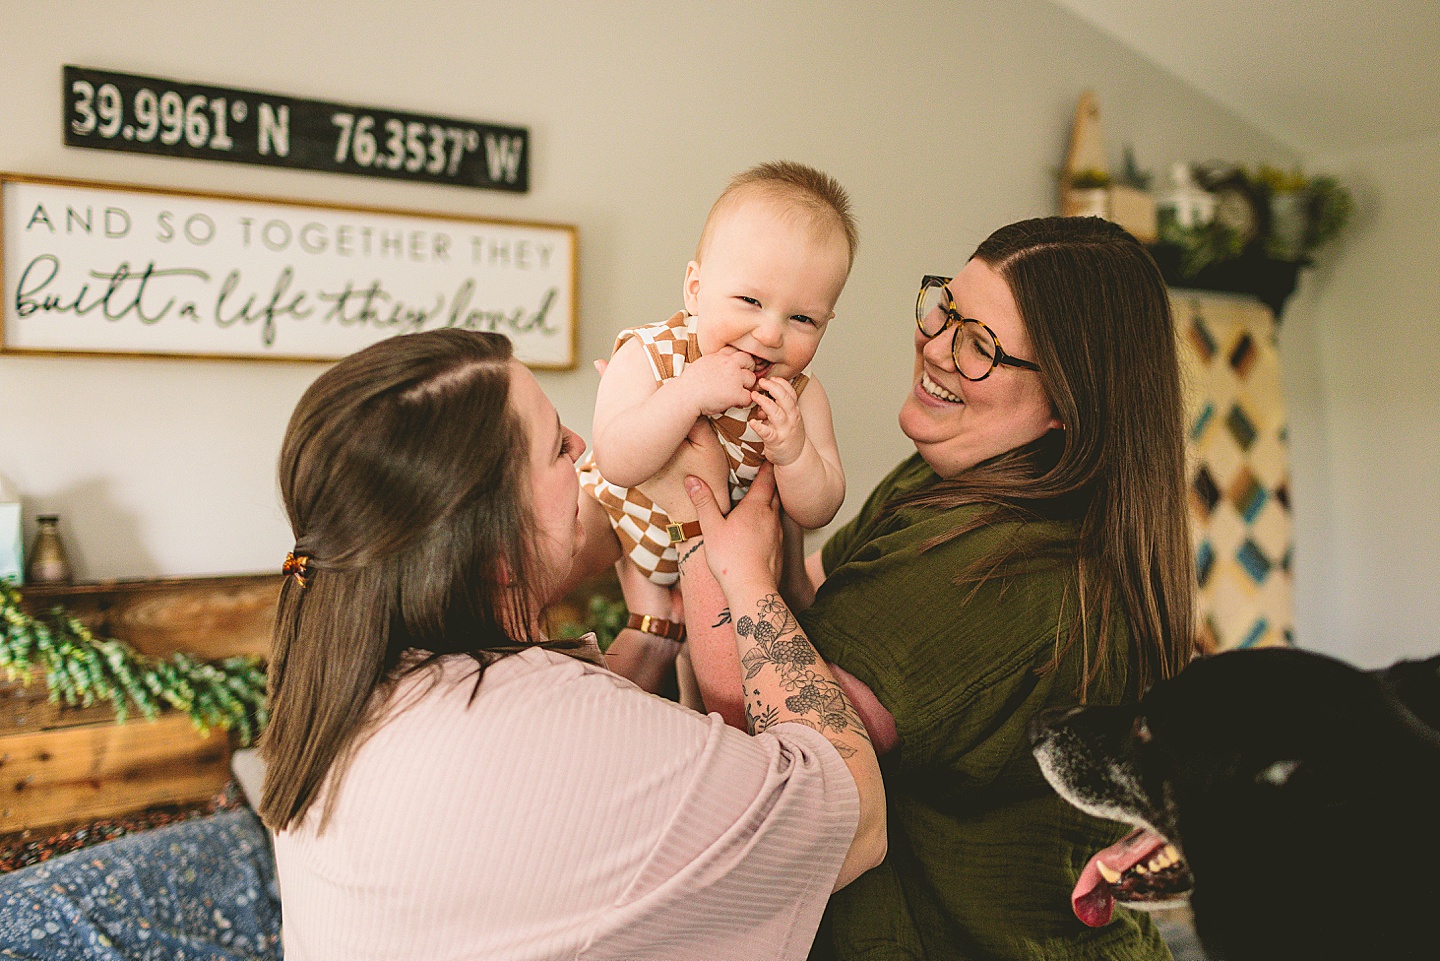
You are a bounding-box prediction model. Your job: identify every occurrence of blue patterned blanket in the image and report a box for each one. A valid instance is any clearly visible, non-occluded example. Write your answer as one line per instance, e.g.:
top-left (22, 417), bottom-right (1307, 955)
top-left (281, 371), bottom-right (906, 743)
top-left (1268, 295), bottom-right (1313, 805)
top-left (0, 809), bottom-right (281, 960)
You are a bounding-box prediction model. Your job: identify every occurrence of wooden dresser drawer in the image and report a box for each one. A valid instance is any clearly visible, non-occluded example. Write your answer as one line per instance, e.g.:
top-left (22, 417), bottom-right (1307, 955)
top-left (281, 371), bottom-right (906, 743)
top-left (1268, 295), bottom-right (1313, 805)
top-left (0, 714), bottom-right (230, 833)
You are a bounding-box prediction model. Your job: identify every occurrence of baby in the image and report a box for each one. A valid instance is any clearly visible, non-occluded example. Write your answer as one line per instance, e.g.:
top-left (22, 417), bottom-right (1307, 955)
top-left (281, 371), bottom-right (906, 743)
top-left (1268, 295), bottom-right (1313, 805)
top-left (578, 161), bottom-right (855, 656)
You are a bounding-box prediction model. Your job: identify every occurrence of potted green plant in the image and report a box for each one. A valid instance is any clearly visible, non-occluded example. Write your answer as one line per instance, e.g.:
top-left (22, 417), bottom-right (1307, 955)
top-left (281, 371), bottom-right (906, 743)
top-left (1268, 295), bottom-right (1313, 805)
top-left (1065, 168), bottom-right (1112, 218)
top-left (1253, 166), bottom-right (1353, 262)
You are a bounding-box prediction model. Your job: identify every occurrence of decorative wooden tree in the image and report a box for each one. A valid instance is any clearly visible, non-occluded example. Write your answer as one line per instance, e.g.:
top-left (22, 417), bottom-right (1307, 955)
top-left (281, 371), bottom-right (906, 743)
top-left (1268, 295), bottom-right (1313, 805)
top-left (1059, 91), bottom-right (1157, 243)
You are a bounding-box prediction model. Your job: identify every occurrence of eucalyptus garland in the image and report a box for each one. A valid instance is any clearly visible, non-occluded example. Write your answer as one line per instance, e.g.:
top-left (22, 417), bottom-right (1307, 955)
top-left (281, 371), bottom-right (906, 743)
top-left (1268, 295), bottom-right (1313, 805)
top-left (1157, 217), bottom-right (1247, 278)
top-left (0, 584), bottom-right (268, 746)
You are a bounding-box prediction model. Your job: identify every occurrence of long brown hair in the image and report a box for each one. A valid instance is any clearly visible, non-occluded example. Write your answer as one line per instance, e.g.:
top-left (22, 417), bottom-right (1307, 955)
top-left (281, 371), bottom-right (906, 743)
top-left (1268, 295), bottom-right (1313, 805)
top-left (260, 329), bottom-right (546, 832)
top-left (899, 217), bottom-right (1194, 695)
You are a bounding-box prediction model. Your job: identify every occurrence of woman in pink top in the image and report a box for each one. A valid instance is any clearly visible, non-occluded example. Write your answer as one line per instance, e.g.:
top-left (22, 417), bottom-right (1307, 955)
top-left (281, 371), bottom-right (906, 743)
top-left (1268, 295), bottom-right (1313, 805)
top-left (259, 329), bottom-right (884, 961)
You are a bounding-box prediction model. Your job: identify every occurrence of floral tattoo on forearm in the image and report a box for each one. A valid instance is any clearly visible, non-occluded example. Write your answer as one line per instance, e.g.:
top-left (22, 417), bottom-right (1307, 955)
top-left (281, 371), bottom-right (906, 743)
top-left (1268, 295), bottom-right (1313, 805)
top-left (736, 594), bottom-right (870, 758)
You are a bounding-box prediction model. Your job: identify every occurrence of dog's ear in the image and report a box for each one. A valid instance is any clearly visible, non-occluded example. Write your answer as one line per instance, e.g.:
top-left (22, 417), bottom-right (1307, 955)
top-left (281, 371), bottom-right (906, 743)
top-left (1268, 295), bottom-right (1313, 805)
top-left (1374, 655), bottom-right (1440, 735)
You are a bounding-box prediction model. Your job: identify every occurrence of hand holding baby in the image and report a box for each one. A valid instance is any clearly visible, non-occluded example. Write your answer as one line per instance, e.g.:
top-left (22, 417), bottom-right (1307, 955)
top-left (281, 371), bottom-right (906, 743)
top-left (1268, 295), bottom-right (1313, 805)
top-left (638, 417), bottom-right (731, 525)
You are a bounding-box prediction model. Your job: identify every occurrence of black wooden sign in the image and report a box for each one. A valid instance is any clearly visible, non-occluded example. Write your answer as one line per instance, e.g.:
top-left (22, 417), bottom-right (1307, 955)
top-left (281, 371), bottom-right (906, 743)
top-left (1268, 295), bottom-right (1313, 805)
top-left (62, 66), bottom-right (529, 193)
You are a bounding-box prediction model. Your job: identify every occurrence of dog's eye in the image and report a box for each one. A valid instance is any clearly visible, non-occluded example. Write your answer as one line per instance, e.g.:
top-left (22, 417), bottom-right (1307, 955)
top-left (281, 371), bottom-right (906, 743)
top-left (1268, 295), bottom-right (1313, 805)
top-left (1132, 715), bottom-right (1153, 744)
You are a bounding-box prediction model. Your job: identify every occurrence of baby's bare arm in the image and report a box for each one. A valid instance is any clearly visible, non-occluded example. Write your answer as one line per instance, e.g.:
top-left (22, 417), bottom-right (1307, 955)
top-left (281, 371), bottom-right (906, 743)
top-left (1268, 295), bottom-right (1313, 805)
top-left (592, 339), bottom-right (710, 488)
top-left (594, 338), bottom-right (759, 488)
top-left (771, 377), bottom-right (845, 529)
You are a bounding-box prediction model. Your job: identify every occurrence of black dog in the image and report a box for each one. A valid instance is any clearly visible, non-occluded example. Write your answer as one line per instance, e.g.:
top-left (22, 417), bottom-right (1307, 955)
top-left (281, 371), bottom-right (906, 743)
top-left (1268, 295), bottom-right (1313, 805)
top-left (1028, 648), bottom-right (1440, 961)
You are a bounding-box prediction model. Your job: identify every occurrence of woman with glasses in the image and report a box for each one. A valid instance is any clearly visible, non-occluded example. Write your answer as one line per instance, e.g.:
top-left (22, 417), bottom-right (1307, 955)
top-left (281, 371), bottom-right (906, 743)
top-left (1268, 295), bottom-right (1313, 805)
top-left (650, 216), bottom-right (1194, 960)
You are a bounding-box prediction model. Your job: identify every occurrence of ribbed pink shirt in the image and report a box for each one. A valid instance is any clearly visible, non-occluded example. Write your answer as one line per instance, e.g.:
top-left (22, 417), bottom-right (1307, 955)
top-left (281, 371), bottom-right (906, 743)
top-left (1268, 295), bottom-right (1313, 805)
top-left (273, 646), bottom-right (859, 961)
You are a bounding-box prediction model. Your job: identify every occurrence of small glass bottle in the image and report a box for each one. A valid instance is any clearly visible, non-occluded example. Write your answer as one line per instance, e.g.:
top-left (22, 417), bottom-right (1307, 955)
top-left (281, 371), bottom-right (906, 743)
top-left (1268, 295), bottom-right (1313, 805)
top-left (26, 515), bottom-right (74, 585)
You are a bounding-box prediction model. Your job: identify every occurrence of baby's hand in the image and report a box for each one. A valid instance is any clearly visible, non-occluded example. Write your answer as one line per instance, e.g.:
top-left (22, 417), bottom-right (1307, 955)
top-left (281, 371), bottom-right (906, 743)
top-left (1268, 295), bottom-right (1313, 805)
top-left (679, 346), bottom-right (758, 416)
top-left (750, 377), bottom-right (807, 466)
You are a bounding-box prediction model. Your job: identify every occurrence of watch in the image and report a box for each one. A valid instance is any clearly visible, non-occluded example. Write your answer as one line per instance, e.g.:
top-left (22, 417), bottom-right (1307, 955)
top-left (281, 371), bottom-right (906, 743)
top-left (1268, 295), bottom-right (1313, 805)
top-left (666, 520), bottom-right (702, 544)
top-left (626, 612), bottom-right (686, 643)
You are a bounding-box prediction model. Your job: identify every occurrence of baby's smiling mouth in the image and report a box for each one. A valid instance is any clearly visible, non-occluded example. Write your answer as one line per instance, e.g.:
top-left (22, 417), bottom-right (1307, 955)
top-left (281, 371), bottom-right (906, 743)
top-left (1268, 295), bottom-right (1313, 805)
top-left (748, 355), bottom-right (774, 378)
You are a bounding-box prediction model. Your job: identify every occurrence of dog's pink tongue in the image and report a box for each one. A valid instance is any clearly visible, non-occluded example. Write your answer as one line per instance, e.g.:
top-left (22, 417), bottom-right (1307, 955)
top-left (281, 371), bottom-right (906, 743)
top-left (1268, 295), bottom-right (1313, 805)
top-left (1072, 828), bottom-right (1167, 927)
top-left (1072, 859), bottom-right (1116, 927)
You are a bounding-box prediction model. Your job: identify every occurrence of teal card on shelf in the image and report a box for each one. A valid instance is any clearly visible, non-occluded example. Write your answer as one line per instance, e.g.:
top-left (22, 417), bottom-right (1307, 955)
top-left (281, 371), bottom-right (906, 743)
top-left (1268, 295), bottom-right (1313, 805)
top-left (0, 503), bottom-right (21, 584)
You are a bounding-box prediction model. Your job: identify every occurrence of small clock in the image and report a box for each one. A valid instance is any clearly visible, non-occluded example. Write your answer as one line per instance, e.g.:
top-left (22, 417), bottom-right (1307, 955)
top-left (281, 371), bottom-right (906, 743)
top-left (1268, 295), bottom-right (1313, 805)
top-left (1215, 186), bottom-right (1261, 245)
top-left (1196, 164), bottom-right (1266, 246)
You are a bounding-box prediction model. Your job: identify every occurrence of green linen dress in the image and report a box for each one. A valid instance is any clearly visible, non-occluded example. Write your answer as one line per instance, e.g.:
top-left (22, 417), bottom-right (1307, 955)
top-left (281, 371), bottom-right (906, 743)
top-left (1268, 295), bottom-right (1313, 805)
top-left (805, 454), bottom-right (1171, 961)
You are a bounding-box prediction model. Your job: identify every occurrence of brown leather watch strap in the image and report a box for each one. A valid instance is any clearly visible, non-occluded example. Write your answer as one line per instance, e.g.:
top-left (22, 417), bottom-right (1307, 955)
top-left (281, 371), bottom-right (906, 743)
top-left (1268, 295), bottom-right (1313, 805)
top-left (665, 520), bottom-right (703, 544)
top-left (625, 612), bottom-right (686, 643)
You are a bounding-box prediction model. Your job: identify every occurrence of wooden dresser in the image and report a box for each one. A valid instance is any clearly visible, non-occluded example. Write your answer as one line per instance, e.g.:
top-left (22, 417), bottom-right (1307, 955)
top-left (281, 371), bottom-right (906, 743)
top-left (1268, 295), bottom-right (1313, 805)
top-left (1, 573), bottom-right (280, 834)
top-left (1, 569), bottom-right (618, 835)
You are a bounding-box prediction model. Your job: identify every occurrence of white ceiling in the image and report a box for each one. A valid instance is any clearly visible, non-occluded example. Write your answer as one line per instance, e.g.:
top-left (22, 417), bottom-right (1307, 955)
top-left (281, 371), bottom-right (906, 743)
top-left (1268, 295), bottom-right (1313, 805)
top-left (1049, 0), bottom-right (1440, 155)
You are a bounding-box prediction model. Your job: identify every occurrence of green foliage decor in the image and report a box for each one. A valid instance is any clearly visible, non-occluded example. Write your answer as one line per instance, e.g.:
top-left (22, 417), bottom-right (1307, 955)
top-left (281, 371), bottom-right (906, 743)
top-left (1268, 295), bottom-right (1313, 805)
top-left (0, 584), bottom-right (268, 745)
top-left (1157, 217), bottom-right (1247, 278)
top-left (1254, 166), bottom-right (1353, 257)
top-left (1165, 163), bottom-right (1354, 277)
top-left (555, 593), bottom-right (630, 652)
top-left (1068, 168), bottom-right (1112, 189)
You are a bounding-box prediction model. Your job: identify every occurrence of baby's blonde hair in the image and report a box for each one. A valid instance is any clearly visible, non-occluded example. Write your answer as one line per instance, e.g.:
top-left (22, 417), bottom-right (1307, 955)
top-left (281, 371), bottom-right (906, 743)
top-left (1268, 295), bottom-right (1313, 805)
top-left (696, 161), bottom-right (858, 271)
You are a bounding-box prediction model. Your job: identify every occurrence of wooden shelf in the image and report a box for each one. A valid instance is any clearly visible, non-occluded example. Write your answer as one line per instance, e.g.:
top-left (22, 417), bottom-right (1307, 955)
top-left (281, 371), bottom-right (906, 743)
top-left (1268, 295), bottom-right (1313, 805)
top-left (1148, 244), bottom-right (1308, 318)
top-left (3, 567), bottom-right (621, 833)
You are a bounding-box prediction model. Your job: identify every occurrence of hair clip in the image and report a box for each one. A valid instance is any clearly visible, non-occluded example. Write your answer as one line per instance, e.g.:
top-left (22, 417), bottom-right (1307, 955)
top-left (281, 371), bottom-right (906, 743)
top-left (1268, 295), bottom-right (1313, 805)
top-left (283, 551), bottom-right (311, 588)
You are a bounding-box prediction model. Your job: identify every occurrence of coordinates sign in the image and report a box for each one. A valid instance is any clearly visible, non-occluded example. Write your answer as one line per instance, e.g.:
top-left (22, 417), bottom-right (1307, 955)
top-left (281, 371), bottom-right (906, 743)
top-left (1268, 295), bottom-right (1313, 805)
top-left (63, 67), bottom-right (529, 192)
top-left (0, 175), bottom-right (576, 366)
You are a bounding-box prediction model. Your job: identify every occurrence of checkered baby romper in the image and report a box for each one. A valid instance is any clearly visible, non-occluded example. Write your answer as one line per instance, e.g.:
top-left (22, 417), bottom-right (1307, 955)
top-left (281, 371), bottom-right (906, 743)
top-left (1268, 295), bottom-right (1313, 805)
top-left (577, 310), bottom-right (809, 586)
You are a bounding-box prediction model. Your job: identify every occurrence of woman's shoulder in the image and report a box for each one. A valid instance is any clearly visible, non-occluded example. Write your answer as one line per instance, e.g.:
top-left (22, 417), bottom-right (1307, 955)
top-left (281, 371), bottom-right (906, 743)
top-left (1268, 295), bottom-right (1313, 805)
top-left (346, 650), bottom-right (732, 825)
top-left (852, 454), bottom-right (1062, 530)
top-left (372, 648), bottom-right (861, 805)
top-left (374, 645), bottom-right (858, 829)
top-left (837, 459), bottom-right (1075, 566)
top-left (373, 647), bottom-right (691, 743)
top-left (447, 646), bottom-right (694, 716)
top-left (823, 454), bottom-right (942, 555)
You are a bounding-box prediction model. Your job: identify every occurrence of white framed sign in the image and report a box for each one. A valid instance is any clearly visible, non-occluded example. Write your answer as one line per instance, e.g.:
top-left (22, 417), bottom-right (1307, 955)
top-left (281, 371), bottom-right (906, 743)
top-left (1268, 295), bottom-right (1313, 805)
top-left (0, 174), bottom-right (576, 367)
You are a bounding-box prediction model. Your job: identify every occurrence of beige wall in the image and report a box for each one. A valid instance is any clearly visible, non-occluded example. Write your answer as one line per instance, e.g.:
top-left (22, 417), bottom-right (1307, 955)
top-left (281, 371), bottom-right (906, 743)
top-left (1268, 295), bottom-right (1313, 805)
top-left (0, 0), bottom-right (1293, 580)
top-left (1282, 132), bottom-right (1440, 667)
